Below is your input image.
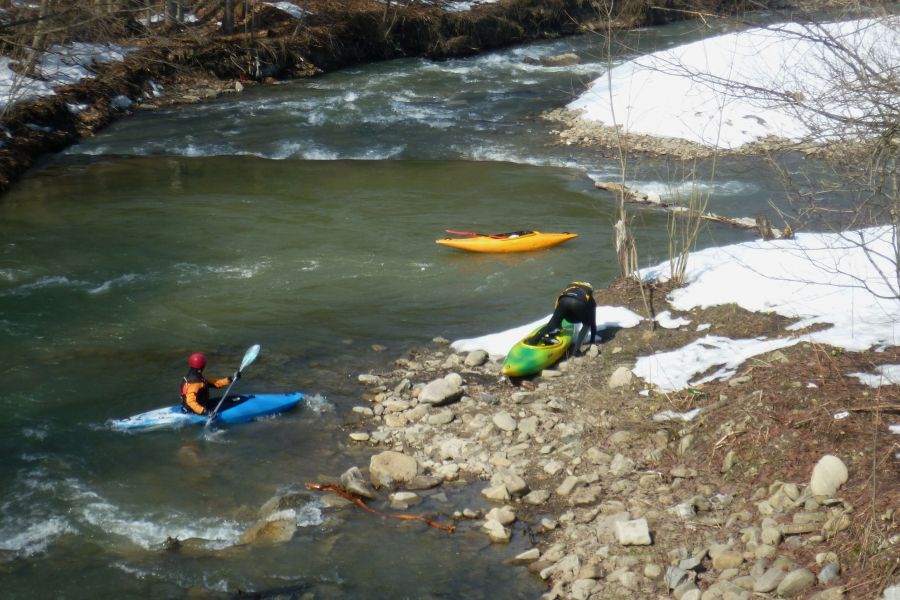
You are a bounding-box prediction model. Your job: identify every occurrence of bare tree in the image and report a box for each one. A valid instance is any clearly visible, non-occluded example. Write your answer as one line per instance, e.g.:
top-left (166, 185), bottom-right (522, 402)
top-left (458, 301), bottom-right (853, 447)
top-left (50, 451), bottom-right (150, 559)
top-left (223, 0), bottom-right (234, 34)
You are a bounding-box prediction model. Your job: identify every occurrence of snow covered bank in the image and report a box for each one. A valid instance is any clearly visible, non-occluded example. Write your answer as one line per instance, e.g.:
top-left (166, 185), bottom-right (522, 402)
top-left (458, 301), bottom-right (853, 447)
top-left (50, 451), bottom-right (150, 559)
top-left (453, 227), bottom-right (899, 392)
top-left (0, 43), bottom-right (131, 111)
top-left (568, 18), bottom-right (900, 149)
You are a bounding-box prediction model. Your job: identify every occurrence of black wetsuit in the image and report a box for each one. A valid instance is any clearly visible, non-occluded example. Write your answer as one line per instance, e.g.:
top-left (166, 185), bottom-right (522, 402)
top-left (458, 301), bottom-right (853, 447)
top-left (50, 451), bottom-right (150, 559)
top-left (528, 282), bottom-right (597, 354)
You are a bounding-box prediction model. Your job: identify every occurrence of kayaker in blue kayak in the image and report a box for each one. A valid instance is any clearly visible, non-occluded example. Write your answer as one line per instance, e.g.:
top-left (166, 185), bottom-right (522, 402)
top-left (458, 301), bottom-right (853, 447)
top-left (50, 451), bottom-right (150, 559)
top-left (527, 281), bottom-right (597, 355)
top-left (180, 353), bottom-right (238, 415)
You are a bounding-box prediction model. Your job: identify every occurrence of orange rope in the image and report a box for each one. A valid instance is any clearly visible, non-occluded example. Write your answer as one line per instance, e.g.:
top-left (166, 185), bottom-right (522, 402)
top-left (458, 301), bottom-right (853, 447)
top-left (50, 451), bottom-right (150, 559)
top-left (305, 482), bottom-right (455, 533)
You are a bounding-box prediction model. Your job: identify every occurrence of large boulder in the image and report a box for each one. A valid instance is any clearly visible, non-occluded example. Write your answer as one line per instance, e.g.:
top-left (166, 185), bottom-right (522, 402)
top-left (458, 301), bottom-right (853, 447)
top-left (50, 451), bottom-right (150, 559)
top-left (369, 451), bottom-right (418, 488)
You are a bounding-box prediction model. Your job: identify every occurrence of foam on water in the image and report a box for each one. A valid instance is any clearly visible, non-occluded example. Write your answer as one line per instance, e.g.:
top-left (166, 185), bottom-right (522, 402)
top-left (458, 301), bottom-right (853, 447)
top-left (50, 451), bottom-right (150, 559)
top-left (78, 497), bottom-right (243, 550)
top-left (303, 393), bottom-right (334, 414)
top-left (174, 259), bottom-right (271, 281)
top-left (87, 273), bottom-right (141, 295)
top-left (3, 275), bottom-right (89, 296)
top-left (0, 517), bottom-right (75, 557)
top-left (586, 173), bottom-right (760, 201)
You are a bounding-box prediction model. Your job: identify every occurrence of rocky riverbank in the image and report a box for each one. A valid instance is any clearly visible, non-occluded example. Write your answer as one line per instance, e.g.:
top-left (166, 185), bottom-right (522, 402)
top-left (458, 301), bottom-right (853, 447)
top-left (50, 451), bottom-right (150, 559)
top-left (328, 278), bottom-right (897, 600)
top-left (543, 108), bottom-right (809, 161)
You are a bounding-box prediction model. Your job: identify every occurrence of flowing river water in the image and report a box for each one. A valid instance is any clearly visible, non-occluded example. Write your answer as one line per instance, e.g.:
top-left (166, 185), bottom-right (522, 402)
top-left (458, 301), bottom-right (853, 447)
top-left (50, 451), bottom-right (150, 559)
top-left (1, 18), bottom-right (798, 599)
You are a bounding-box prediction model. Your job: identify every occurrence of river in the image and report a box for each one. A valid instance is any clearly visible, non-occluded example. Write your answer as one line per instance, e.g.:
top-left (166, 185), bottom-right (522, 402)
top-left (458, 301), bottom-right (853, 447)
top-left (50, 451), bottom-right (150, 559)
top-left (1, 18), bottom-right (791, 599)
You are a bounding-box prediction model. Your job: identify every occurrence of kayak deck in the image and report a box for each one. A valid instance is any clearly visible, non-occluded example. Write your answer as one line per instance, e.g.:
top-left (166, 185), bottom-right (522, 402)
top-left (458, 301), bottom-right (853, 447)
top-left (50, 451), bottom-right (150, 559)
top-left (109, 392), bottom-right (303, 432)
top-left (436, 230), bottom-right (577, 253)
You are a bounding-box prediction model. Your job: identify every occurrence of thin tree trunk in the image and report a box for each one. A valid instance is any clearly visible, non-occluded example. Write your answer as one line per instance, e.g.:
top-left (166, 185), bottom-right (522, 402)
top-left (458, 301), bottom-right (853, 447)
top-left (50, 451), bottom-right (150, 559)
top-left (223, 0), bottom-right (234, 34)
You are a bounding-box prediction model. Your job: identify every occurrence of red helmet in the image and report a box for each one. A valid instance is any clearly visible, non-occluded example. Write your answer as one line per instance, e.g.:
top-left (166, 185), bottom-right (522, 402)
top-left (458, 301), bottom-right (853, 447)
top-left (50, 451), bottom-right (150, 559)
top-left (188, 353), bottom-right (207, 369)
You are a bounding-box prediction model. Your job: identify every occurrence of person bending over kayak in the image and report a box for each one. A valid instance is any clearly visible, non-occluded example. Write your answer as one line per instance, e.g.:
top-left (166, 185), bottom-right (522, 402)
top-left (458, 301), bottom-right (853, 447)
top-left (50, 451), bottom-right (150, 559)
top-left (180, 353), bottom-right (238, 415)
top-left (527, 281), bottom-right (597, 356)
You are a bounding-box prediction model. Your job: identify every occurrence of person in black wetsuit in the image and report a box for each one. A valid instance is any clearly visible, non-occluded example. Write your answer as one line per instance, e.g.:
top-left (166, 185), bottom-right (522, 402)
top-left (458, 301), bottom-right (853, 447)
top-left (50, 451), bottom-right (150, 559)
top-left (527, 281), bottom-right (597, 356)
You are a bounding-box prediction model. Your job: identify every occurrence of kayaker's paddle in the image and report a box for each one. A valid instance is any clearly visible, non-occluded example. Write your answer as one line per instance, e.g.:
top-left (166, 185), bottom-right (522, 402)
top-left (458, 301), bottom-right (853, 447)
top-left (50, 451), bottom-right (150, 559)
top-left (205, 344), bottom-right (260, 428)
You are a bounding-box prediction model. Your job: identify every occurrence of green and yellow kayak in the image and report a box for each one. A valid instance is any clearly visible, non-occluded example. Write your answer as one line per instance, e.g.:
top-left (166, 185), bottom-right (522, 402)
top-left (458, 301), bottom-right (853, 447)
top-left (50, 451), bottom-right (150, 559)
top-left (501, 320), bottom-right (574, 377)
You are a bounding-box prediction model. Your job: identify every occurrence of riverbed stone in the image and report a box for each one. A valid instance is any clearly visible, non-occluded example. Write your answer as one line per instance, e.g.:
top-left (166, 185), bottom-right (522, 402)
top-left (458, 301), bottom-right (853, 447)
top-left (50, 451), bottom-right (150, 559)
top-left (482, 483), bottom-right (510, 502)
top-left (369, 450), bottom-right (418, 488)
top-left (753, 567), bottom-right (787, 593)
top-left (810, 454), bottom-right (848, 496)
top-left (340, 466), bottom-right (377, 499)
top-left (486, 505), bottom-right (516, 525)
top-left (810, 588), bottom-right (845, 600)
top-left (776, 568), bottom-right (816, 597)
top-left (483, 519), bottom-right (511, 542)
top-left (818, 560), bottom-right (841, 584)
top-left (524, 489), bottom-right (551, 505)
top-left (464, 350), bottom-right (488, 367)
top-left (511, 548), bottom-right (540, 564)
top-left (389, 491), bottom-right (421, 509)
top-left (418, 376), bottom-right (463, 406)
top-left (615, 517), bottom-right (651, 545)
top-left (497, 472), bottom-right (529, 497)
top-left (492, 411), bottom-right (517, 431)
top-left (556, 475), bottom-right (583, 496)
top-left (713, 550), bottom-right (743, 570)
top-left (427, 410), bottom-right (455, 425)
top-left (240, 510), bottom-right (296, 545)
top-left (608, 366), bottom-right (633, 389)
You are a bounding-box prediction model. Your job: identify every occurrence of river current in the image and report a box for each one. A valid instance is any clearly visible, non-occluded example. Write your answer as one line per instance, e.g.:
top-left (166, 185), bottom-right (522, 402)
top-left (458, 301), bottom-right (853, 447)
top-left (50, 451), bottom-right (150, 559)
top-left (1, 18), bottom-right (787, 599)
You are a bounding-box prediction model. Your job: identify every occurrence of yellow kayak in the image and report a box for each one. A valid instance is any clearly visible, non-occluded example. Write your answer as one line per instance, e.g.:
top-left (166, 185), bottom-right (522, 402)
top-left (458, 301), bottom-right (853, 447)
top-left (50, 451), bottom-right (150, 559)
top-left (436, 230), bottom-right (578, 253)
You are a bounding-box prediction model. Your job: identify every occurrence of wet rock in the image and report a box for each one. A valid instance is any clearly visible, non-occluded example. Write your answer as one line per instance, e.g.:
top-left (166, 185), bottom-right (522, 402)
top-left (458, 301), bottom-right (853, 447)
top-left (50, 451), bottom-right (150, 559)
top-left (483, 519), bottom-right (511, 542)
top-left (511, 548), bottom-right (540, 564)
top-left (341, 466), bottom-right (377, 499)
top-left (540, 53), bottom-right (580, 67)
top-left (369, 450), bottom-right (418, 488)
top-left (481, 483), bottom-right (510, 502)
top-left (358, 374), bottom-right (383, 385)
top-left (258, 489), bottom-right (313, 518)
top-left (406, 475), bottom-right (442, 490)
top-left (240, 510), bottom-right (296, 545)
top-left (810, 454), bottom-right (848, 496)
top-left (389, 491), bottom-right (421, 509)
top-left (486, 505), bottom-right (516, 525)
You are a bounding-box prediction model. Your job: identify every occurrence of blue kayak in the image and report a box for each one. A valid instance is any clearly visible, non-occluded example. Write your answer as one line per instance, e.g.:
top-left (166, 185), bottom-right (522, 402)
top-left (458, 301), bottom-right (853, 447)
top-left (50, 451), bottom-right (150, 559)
top-left (109, 392), bottom-right (303, 432)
